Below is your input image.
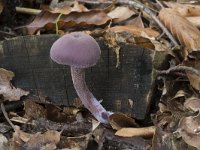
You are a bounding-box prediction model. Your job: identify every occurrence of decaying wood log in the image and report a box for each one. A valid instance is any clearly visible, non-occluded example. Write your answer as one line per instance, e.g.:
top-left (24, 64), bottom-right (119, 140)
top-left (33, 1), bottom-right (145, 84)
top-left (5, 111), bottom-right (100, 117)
top-left (0, 35), bottom-right (168, 119)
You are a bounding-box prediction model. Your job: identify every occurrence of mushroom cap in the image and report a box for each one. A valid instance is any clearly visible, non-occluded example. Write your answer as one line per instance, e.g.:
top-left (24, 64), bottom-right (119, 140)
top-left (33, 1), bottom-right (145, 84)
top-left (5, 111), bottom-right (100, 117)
top-left (50, 32), bottom-right (101, 68)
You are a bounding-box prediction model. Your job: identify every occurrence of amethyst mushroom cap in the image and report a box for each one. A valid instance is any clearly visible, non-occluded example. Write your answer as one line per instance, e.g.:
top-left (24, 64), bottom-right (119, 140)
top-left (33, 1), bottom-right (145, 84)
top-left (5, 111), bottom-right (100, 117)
top-left (50, 32), bottom-right (110, 124)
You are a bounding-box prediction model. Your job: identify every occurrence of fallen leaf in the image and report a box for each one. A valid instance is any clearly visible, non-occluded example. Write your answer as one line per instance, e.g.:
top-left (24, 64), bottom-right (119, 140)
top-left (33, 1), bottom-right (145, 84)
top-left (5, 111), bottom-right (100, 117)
top-left (184, 97), bottom-right (200, 112)
top-left (0, 123), bottom-right (12, 133)
top-left (127, 14), bottom-right (144, 28)
top-left (50, 1), bottom-right (89, 15)
top-left (177, 114), bottom-right (200, 149)
top-left (108, 25), bottom-right (159, 38)
top-left (24, 99), bottom-right (47, 119)
top-left (108, 113), bottom-right (138, 130)
top-left (12, 126), bottom-right (32, 149)
top-left (186, 16), bottom-right (200, 28)
top-left (164, 2), bottom-right (200, 17)
top-left (171, 90), bottom-right (187, 100)
top-left (63, 107), bottom-right (80, 116)
top-left (92, 119), bottom-right (101, 131)
top-left (40, 143), bottom-right (57, 150)
top-left (115, 126), bottom-right (156, 137)
top-left (24, 130), bottom-right (61, 149)
top-left (25, 10), bottom-right (111, 34)
top-left (0, 68), bottom-right (29, 101)
top-left (107, 6), bottom-right (135, 23)
top-left (150, 40), bottom-right (171, 52)
top-left (184, 60), bottom-right (200, 91)
top-left (159, 8), bottom-right (200, 56)
top-left (0, 133), bottom-right (9, 149)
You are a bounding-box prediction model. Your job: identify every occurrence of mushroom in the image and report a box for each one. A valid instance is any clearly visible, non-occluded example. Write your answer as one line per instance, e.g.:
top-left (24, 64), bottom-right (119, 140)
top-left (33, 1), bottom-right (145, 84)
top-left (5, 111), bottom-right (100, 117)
top-left (50, 32), bottom-right (110, 124)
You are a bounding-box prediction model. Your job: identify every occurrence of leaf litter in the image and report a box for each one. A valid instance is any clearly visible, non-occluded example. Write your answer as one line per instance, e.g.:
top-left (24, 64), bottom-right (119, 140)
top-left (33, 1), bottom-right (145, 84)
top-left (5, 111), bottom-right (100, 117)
top-left (1, 0), bottom-right (200, 149)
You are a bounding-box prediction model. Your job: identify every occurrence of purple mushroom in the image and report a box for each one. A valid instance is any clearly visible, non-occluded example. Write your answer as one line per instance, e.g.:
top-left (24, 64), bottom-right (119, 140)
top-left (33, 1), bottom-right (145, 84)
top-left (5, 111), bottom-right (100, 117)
top-left (50, 32), bottom-right (110, 124)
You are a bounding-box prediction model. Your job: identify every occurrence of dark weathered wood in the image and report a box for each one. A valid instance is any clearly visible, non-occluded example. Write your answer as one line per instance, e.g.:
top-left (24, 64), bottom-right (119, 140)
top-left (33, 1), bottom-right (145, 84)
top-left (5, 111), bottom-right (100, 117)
top-left (0, 34), bottom-right (155, 119)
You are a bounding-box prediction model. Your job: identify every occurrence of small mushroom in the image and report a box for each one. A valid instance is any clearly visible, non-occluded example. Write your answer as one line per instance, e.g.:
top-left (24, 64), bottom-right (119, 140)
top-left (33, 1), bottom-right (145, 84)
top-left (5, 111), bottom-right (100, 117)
top-left (50, 32), bottom-right (110, 124)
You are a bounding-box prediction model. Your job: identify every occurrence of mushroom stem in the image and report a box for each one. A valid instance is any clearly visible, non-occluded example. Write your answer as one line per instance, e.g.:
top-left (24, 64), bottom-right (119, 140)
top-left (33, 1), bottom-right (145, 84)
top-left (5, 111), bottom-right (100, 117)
top-left (71, 67), bottom-right (109, 124)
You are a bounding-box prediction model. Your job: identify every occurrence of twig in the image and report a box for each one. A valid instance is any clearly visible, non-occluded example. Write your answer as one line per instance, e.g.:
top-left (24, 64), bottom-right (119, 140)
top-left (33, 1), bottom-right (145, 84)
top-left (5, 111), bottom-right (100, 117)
top-left (34, 118), bottom-right (92, 136)
top-left (157, 66), bottom-right (200, 77)
top-left (155, 0), bottom-right (165, 9)
top-left (16, 7), bottom-right (41, 15)
top-left (1, 103), bottom-right (16, 130)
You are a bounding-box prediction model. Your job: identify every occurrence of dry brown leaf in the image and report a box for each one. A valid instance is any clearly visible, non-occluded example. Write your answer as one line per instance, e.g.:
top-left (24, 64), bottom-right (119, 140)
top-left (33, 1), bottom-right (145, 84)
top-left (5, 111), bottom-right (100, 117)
top-left (115, 126), bottom-right (156, 137)
top-left (159, 8), bottom-right (200, 55)
top-left (0, 68), bottom-right (29, 101)
top-left (187, 16), bottom-right (200, 28)
top-left (24, 130), bottom-right (61, 149)
top-left (177, 114), bottom-right (200, 149)
top-left (107, 6), bottom-right (135, 23)
top-left (108, 113), bottom-right (138, 130)
top-left (187, 73), bottom-right (200, 90)
top-left (40, 143), bottom-right (57, 150)
top-left (184, 60), bottom-right (200, 91)
top-left (164, 2), bottom-right (200, 17)
top-left (25, 10), bottom-right (111, 34)
top-left (127, 15), bottom-right (144, 28)
top-left (0, 133), bottom-right (9, 149)
top-left (172, 90), bottom-right (187, 100)
top-left (24, 99), bottom-right (47, 119)
top-left (50, 1), bottom-right (88, 15)
top-left (12, 125), bottom-right (32, 149)
top-left (108, 25), bottom-right (160, 38)
top-left (150, 40), bottom-right (171, 52)
top-left (184, 97), bottom-right (200, 112)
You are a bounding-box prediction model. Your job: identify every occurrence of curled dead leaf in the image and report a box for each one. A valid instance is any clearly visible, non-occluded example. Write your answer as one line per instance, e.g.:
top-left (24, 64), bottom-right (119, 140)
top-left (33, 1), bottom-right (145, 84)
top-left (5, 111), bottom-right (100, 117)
top-left (0, 68), bottom-right (29, 101)
top-left (108, 112), bottom-right (138, 130)
top-left (177, 114), bottom-right (200, 149)
top-left (184, 97), bottom-right (200, 112)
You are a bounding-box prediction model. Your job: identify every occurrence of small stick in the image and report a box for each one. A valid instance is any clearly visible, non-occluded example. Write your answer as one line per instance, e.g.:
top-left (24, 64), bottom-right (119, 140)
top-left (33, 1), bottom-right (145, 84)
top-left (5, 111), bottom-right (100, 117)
top-left (1, 103), bottom-right (16, 130)
top-left (155, 0), bottom-right (165, 9)
top-left (157, 66), bottom-right (200, 77)
top-left (16, 7), bottom-right (41, 15)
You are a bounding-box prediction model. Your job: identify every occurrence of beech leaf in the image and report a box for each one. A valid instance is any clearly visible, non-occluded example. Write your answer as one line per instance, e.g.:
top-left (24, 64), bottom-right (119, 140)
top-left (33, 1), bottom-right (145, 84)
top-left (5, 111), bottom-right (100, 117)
top-left (159, 8), bottom-right (200, 56)
top-left (0, 68), bottom-right (29, 101)
top-left (164, 2), bottom-right (200, 17)
top-left (25, 10), bottom-right (111, 34)
top-left (107, 6), bottom-right (136, 23)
